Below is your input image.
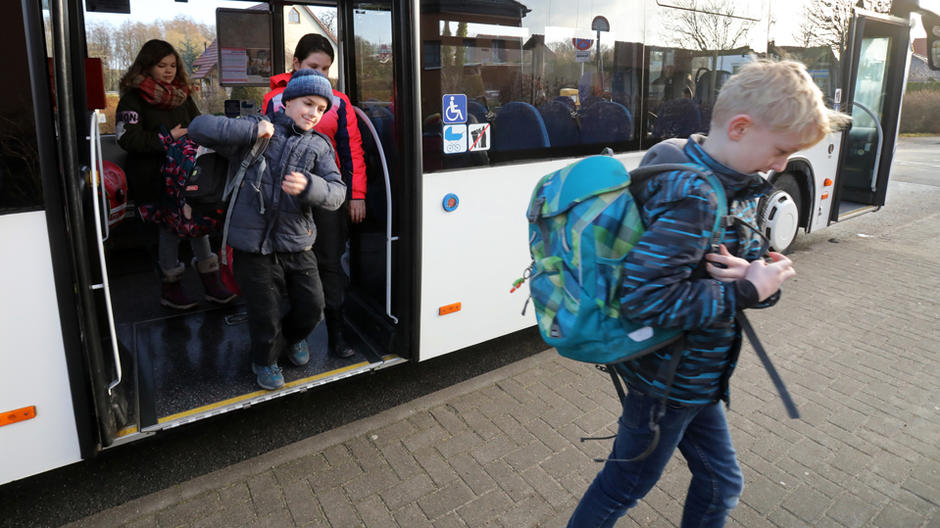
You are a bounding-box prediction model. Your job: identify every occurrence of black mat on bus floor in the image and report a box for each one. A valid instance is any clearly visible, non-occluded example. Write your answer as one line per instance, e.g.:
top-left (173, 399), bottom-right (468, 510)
top-left (129, 309), bottom-right (380, 427)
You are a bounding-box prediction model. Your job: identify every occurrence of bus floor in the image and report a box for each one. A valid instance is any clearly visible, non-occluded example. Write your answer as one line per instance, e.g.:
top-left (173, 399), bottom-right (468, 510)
top-left (106, 248), bottom-right (384, 433)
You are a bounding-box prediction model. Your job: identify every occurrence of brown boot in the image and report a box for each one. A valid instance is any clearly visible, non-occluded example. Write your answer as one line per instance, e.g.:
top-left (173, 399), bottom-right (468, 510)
top-left (160, 262), bottom-right (197, 310)
top-left (193, 255), bottom-right (237, 304)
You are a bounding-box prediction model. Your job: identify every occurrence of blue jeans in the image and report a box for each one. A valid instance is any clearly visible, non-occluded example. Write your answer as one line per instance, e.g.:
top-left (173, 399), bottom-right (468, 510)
top-left (567, 391), bottom-right (743, 528)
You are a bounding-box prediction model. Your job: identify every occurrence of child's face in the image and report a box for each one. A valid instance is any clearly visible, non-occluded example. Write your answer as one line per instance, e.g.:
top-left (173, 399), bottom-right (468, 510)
top-left (149, 54), bottom-right (177, 84)
top-left (293, 51), bottom-right (332, 76)
top-left (284, 95), bottom-right (329, 130)
top-left (726, 117), bottom-right (806, 174)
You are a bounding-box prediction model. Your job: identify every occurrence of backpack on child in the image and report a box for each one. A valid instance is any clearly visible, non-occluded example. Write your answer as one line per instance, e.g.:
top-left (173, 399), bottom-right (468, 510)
top-left (524, 155), bottom-right (727, 366)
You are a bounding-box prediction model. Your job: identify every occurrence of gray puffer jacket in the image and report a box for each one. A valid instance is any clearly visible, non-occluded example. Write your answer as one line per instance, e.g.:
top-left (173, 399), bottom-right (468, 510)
top-left (188, 111), bottom-right (345, 254)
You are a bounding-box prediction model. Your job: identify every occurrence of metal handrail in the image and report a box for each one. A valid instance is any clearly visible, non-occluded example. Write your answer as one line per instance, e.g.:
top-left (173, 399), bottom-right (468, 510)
top-left (852, 101), bottom-right (883, 192)
top-left (353, 105), bottom-right (398, 324)
top-left (88, 111), bottom-right (123, 393)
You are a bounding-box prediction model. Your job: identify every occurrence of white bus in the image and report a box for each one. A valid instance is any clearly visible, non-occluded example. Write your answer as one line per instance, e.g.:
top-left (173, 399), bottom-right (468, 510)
top-left (2, 0), bottom-right (936, 485)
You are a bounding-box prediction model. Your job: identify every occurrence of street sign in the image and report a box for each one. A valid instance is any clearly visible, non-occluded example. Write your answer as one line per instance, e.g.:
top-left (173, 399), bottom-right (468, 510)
top-left (591, 16), bottom-right (610, 32)
top-left (572, 38), bottom-right (593, 51)
top-left (575, 50), bottom-right (591, 62)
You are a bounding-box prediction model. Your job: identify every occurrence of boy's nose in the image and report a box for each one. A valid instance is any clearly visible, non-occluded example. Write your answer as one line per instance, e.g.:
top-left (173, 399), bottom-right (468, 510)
top-left (769, 157), bottom-right (788, 172)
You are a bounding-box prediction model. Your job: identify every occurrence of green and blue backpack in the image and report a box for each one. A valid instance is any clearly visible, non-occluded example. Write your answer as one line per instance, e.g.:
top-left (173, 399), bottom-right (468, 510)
top-left (524, 155), bottom-right (727, 365)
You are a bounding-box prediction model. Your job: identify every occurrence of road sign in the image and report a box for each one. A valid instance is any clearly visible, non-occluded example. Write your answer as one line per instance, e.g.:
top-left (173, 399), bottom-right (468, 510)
top-left (572, 38), bottom-right (593, 51)
top-left (442, 94), bottom-right (467, 124)
top-left (591, 16), bottom-right (610, 32)
top-left (575, 50), bottom-right (591, 62)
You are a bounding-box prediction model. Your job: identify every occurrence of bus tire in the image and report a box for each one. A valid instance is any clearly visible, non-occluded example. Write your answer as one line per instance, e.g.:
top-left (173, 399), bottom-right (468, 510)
top-left (759, 173), bottom-right (802, 253)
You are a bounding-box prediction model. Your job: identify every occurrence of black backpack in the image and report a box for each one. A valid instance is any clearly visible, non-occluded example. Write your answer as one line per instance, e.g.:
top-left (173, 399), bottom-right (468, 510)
top-left (182, 136), bottom-right (270, 217)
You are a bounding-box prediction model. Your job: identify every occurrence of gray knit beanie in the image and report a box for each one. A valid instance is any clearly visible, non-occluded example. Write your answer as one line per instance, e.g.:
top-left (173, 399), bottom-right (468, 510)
top-left (282, 69), bottom-right (333, 111)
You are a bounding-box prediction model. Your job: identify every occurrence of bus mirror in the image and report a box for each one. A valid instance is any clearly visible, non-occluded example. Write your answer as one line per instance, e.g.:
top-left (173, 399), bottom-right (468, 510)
top-left (924, 13), bottom-right (940, 70)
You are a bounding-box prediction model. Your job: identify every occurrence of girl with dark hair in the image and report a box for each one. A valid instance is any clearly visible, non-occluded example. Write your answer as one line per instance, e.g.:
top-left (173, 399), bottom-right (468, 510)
top-left (262, 33), bottom-right (366, 359)
top-left (116, 39), bottom-right (235, 310)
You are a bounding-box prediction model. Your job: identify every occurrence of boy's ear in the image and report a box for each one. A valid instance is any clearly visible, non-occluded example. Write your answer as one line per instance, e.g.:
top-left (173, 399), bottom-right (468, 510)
top-left (726, 114), bottom-right (753, 142)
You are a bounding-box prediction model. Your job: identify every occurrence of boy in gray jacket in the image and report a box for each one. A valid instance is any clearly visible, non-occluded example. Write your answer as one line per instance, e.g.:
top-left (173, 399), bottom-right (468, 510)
top-left (189, 69), bottom-right (345, 390)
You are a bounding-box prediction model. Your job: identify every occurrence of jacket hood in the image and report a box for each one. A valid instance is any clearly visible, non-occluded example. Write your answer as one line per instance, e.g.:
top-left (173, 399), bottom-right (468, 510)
top-left (269, 72), bottom-right (292, 91)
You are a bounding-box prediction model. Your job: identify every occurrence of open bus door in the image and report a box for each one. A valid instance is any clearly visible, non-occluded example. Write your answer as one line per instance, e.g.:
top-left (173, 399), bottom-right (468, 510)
top-left (831, 10), bottom-right (912, 222)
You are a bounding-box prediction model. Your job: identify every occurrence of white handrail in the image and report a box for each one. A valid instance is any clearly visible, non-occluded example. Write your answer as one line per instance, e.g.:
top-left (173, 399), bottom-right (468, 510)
top-left (352, 105), bottom-right (398, 324)
top-left (88, 111), bottom-right (123, 393)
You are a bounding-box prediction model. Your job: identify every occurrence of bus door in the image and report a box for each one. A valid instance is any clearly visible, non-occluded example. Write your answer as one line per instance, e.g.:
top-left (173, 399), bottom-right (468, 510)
top-left (831, 10), bottom-right (911, 222)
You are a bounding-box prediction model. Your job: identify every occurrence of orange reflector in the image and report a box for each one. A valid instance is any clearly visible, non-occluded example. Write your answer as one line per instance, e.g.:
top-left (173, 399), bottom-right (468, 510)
top-left (821, 193), bottom-right (829, 200)
top-left (439, 302), bottom-right (461, 315)
top-left (1, 406), bottom-right (36, 427)
top-left (823, 178), bottom-right (833, 186)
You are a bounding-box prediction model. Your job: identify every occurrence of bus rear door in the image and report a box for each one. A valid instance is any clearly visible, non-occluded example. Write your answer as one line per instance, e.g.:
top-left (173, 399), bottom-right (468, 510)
top-left (832, 10), bottom-right (912, 222)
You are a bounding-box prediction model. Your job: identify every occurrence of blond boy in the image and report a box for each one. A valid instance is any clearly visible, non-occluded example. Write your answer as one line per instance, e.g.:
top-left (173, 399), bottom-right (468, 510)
top-left (567, 61), bottom-right (850, 527)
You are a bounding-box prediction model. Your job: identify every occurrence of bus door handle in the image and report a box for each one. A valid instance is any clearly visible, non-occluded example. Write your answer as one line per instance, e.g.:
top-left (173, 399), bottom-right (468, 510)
top-left (88, 111), bottom-right (123, 393)
top-left (851, 101), bottom-right (883, 192)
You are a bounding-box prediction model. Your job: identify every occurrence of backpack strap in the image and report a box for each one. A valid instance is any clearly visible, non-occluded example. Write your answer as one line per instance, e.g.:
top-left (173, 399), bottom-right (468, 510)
top-left (220, 134), bottom-right (271, 263)
top-left (736, 312), bottom-right (800, 419)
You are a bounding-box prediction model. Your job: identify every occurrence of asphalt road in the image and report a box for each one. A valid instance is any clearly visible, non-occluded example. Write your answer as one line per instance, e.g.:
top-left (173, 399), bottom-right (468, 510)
top-left (1, 137), bottom-right (938, 528)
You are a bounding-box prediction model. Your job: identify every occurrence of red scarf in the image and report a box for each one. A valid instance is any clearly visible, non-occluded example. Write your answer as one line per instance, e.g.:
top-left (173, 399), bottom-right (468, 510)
top-left (131, 74), bottom-right (190, 109)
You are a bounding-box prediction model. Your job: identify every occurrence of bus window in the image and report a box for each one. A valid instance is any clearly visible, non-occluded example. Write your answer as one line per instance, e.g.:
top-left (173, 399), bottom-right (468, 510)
top-left (283, 5), bottom-right (340, 84)
top-left (643, 0), bottom-right (768, 145)
top-left (0, 2), bottom-right (44, 213)
top-left (419, 0), bottom-right (646, 171)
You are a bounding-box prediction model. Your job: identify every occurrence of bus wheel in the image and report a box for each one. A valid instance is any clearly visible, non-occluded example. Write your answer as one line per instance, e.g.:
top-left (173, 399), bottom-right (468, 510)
top-left (759, 174), bottom-right (801, 253)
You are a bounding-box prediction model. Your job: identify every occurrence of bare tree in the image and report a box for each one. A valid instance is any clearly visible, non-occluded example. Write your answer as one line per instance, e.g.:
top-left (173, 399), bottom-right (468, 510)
top-left (799, 0), bottom-right (892, 57)
top-left (662, 0), bottom-right (757, 51)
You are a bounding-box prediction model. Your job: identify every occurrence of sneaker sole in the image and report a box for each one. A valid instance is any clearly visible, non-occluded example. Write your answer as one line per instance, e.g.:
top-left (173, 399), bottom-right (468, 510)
top-left (288, 353), bottom-right (310, 367)
top-left (251, 364), bottom-right (285, 390)
top-left (206, 294), bottom-right (238, 304)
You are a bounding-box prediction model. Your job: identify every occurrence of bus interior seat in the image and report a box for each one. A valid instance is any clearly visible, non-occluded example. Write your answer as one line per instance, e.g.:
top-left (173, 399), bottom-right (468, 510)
top-left (539, 100), bottom-right (580, 147)
top-left (553, 95), bottom-right (575, 109)
top-left (491, 102), bottom-right (550, 152)
top-left (580, 101), bottom-right (633, 145)
top-left (100, 133), bottom-right (128, 174)
top-left (839, 126), bottom-right (880, 202)
top-left (467, 100), bottom-right (488, 124)
top-left (651, 97), bottom-right (703, 139)
top-left (694, 69), bottom-right (731, 126)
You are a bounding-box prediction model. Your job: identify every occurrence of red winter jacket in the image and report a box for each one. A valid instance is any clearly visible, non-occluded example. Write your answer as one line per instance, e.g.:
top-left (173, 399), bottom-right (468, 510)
top-left (263, 72), bottom-right (366, 200)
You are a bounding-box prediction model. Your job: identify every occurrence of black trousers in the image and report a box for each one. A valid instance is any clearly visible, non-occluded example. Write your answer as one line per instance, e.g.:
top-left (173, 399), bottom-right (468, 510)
top-left (313, 203), bottom-right (349, 312)
top-left (233, 249), bottom-right (324, 366)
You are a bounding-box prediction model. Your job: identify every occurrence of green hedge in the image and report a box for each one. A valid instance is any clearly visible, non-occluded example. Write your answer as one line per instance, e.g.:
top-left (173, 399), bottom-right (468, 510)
top-left (906, 82), bottom-right (940, 93)
top-left (900, 89), bottom-right (940, 134)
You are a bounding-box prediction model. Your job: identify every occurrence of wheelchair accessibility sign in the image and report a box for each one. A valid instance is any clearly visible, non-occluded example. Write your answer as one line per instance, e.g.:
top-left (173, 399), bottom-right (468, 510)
top-left (443, 124), bottom-right (467, 154)
top-left (442, 94), bottom-right (467, 124)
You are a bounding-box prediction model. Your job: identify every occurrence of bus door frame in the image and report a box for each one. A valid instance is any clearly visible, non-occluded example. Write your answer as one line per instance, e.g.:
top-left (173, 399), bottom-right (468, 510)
top-left (830, 9), bottom-right (912, 224)
top-left (48, 0), bottom-right (125, 450)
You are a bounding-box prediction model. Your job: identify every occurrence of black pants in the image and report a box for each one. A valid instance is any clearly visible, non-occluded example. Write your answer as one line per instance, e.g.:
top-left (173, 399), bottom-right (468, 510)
top-left (313, 203), bottom-right (349, 311)
top-left (233, 249), bottom-right (324, 366)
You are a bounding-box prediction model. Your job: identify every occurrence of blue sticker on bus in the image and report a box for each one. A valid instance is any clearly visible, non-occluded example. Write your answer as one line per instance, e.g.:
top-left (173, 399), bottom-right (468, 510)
top-left (442, 94), bottom-right (467, 124)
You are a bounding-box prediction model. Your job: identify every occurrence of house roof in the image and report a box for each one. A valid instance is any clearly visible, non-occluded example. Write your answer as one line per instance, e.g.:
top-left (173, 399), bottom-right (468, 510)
top-left (190, 5), bottom-right (337, 80)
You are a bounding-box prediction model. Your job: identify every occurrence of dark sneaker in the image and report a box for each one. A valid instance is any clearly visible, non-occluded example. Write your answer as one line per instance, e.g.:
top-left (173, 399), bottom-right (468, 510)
top-left (251, 363), bottom-right (285, 390)
top-left (160, 280), bottom-right (197, 310)
top-left (329, 334), bottom-right (355, 359)
top-left (287, 340), bottom-right (310, 366)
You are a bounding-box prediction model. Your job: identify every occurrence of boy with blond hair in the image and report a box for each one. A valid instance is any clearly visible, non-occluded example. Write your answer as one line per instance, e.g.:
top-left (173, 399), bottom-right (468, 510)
top-left (567, 60), bottom-right (850, 527)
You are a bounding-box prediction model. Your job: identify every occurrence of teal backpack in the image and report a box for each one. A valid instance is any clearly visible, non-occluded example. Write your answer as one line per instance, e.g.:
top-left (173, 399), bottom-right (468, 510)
top-left (524, 155), bottom-right (727, 365)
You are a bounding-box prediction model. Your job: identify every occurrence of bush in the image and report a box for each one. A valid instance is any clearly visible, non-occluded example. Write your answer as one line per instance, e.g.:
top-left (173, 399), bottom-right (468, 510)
top-left (899, 90), bottom-right (940, 134)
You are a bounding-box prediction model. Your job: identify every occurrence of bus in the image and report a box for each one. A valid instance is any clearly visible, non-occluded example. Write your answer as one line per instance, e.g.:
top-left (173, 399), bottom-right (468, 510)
top-left (2, 0), bottom-right (937, 485)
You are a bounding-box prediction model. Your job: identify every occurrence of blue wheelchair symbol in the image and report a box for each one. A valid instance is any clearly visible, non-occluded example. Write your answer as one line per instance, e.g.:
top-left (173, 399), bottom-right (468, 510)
top-left (442, 94), bottom-right (467, 124)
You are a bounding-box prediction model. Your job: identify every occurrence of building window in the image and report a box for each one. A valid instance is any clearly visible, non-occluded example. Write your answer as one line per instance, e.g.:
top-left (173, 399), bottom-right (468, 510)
top-left (288, 8), bottom-right (300, 24)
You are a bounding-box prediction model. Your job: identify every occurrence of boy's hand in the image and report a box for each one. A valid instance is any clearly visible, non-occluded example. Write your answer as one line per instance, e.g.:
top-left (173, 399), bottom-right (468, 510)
top-left (182, 203), bottom-right (192, 220)
top-left (170, 124), bottom-right (187, 139)
top-left (705, 244), bottom-right (748, 282)
top-left (744, 252), bottom-right (796, 301)
top-left (257, 121), bottom-right (275, 139)
top-left (282, 171), bottom-right (308, 196)
top-left (349, 199), bottom-right (366, 223)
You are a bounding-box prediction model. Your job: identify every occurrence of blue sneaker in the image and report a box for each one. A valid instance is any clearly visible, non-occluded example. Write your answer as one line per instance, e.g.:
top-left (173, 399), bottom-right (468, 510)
top-left (251, 363), bottom-right (285, 390)
top-left (288, 340), bottom-right (310, 366)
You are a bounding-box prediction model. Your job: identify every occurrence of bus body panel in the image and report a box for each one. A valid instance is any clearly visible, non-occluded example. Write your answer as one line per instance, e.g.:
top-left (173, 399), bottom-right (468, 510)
top-left (799, 132), bottom-right (844, 233)
top-left (0, 211), bottom-right (82, 485)
top-left (418, 151), bottom-right (647, 361)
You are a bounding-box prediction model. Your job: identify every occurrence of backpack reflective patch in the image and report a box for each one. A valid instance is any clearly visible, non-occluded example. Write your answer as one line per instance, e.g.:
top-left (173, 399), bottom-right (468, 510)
top-left (526, 156), bottom-right (682, 364)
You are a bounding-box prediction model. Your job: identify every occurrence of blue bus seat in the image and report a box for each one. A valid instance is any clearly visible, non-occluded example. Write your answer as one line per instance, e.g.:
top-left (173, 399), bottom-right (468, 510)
top-left (539, 100), bottom-right (580, 147)
top-left (580, 101), bottom-right (633, 145)
top-left (492, 102), bottom-right (550, 151)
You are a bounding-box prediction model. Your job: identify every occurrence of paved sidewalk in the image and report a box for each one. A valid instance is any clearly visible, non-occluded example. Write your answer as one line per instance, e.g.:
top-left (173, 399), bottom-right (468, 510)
top-left (67, 186), bottom-right (940, 527)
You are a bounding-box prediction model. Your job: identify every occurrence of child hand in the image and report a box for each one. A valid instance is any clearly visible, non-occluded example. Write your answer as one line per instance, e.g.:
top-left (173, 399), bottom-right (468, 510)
top-left (170, 124), bottom-right (187, 139)
top-left (349, 199), bottom-right (366, 223)
top-left (257, 121), bottom-right (275, 139)
top-left (744, 252), bottom-right (796, 301)
top-left (282, 171), bottom-right (308, 196)
top-left (182, 203), bottom-right (192, 220)
top-left (705, 244), bottom-right (749, 282)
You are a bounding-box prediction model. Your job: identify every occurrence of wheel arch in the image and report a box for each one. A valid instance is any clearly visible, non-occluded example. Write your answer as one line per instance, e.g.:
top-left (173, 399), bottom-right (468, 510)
top-left (773, 157), bottom-right (816, 231)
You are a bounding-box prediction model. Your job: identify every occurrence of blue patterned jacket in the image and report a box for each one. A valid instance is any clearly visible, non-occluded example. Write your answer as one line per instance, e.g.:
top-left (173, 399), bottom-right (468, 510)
top-left (615, 135), bottom-right (777, 406)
